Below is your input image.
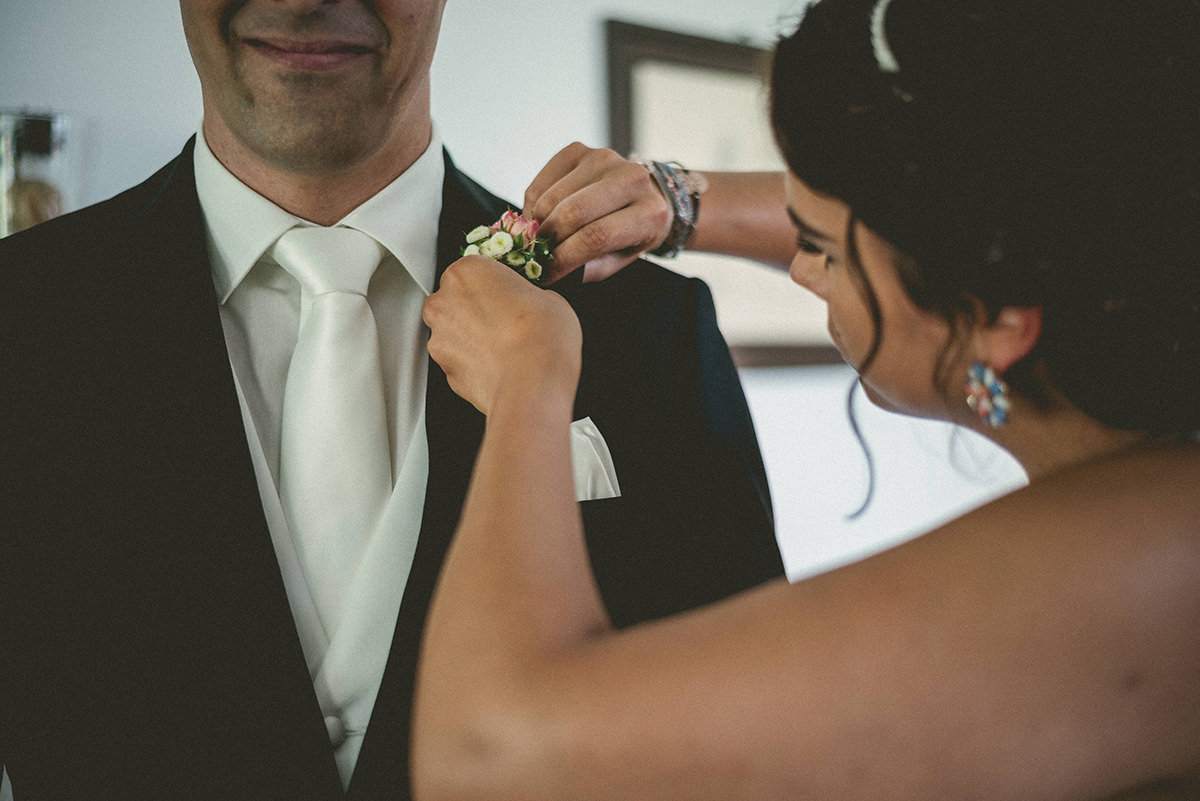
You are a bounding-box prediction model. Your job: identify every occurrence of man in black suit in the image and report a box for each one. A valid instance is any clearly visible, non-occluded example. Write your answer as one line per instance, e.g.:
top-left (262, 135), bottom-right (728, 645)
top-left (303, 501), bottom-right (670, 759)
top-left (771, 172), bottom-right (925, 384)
top-left (0, 1), bottom-right (782, 798)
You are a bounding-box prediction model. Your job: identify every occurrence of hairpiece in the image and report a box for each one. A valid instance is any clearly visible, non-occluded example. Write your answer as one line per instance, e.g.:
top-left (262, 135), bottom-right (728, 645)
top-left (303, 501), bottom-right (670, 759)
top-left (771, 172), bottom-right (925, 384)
top-left (870, 0), bottom-right (902, 73)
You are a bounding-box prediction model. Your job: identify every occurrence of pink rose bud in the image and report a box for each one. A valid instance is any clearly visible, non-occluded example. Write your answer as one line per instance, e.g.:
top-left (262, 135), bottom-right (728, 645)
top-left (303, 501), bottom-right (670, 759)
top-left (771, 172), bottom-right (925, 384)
top-left (511, 216), bottom-right (539, 243)
top-left (498, 209), bottom-right (520, 230)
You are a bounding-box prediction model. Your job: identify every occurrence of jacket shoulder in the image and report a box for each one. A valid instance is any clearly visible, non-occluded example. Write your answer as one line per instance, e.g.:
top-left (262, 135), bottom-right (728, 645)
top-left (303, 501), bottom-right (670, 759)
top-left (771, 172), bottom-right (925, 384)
top-left (0, 146), bottom-right (199, 301)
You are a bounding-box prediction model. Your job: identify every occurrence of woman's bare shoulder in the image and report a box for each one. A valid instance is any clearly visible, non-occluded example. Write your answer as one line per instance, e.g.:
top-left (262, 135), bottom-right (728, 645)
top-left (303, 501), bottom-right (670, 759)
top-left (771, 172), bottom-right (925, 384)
top-left (924, 439), bottom-right (1200, 790)
top-left (972, 439), bottom-right (1200, 553)
top-left (763, 439), bottom-right (1200, 796)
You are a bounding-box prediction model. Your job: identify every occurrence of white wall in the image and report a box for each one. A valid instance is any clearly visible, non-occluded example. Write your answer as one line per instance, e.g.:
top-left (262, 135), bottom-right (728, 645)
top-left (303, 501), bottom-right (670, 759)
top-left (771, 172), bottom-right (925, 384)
top-left (0, 2), bottom-right (201, 209)
top-left (433, 0), bottom-right (802, 202)
top-left (741, 365), bottom-right (1024, 579)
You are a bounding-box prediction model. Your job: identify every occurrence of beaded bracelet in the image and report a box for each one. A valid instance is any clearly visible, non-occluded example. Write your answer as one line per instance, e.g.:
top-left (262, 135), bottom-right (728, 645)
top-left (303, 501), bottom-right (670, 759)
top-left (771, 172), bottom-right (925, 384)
top-left (641, 160), bottom-right (707, 258)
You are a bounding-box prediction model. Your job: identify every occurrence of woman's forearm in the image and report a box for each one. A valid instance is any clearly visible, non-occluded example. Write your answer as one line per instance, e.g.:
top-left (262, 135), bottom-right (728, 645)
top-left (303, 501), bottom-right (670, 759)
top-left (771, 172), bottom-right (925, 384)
top-left (411, 378), bottom-right (611, 799)
top-left (687, 171), bottom-right (795, 269)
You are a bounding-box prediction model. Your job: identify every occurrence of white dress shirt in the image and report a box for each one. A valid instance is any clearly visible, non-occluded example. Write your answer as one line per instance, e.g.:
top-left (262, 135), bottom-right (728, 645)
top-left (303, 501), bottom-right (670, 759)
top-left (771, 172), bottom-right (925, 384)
top-left (193, 127), bottom-right (618, 787)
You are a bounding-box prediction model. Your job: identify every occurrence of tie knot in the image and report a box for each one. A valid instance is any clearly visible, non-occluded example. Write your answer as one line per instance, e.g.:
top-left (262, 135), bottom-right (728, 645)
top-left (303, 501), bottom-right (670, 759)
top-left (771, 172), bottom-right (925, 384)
top-left (272, 226), bottom-right (384, 297)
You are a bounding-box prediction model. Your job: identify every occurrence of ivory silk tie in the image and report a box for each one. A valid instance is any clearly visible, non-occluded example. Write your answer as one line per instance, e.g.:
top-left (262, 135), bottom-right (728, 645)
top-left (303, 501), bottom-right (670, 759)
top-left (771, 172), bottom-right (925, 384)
top-left (271, 226), bottom-right (392, 635)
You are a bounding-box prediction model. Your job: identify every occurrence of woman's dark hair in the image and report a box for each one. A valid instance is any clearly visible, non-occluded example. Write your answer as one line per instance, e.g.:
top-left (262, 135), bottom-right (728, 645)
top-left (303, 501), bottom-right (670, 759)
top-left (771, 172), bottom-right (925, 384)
top-left (770, 0), bottom-right (1200, 433)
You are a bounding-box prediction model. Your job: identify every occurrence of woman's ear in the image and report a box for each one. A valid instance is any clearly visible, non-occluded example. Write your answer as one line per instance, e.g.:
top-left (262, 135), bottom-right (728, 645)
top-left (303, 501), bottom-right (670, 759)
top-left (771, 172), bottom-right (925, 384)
top-left (978, 306), bottom-right (1043, 373)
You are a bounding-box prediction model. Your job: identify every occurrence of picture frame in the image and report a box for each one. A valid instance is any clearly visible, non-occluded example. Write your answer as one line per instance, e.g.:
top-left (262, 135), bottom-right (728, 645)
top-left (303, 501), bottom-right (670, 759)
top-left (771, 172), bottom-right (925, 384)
top-left (606, 20), bottom-right (840, 366)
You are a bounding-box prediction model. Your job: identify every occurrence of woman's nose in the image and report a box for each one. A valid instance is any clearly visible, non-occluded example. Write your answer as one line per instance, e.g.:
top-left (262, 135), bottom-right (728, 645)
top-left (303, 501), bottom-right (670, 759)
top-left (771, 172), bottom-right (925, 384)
top-left (788, 252), bottom-right (829, 300)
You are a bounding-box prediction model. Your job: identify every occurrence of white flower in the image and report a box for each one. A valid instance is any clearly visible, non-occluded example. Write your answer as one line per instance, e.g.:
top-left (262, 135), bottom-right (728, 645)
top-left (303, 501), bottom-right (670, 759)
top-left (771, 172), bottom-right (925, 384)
top-left (462, 210), bottom-right (552, 284)
top-left (465, 225), bottom-right (492, 244)
top-left (479, 231), bottom-right (514, 259)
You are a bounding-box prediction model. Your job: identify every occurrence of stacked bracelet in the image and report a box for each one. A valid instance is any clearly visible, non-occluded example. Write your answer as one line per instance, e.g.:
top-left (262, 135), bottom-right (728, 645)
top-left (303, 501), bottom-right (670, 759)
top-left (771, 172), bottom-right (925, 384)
top-left (641, 160), bottom-right (707, 258)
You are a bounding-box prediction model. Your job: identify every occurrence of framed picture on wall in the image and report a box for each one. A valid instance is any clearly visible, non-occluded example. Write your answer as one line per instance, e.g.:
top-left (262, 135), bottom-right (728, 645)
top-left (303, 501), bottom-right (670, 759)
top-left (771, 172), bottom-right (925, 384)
top-left (606, 19), bottom-right (839, 366)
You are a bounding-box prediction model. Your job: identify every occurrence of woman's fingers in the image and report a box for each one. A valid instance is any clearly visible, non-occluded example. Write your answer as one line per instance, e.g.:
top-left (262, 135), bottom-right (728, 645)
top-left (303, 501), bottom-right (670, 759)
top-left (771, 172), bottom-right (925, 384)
top-left (523, 143), bottom-right (672, 282)
top-left (547, 200), bottom-right (669, 282)
top-left (424, 256), bottom-right (582, 413)
top-left (522, 142), bottom-right (596, 214)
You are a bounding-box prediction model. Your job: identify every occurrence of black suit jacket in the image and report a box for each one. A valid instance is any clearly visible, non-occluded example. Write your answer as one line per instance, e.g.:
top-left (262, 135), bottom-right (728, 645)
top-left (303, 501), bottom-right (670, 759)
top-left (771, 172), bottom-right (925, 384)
top-left (0, 141), bottom-right (783, 800)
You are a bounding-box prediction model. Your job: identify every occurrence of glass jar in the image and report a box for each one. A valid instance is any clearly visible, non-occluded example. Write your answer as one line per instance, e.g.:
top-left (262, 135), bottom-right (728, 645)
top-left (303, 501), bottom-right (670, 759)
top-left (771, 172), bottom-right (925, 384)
top-left (1, 110), bottom-right (74, 237)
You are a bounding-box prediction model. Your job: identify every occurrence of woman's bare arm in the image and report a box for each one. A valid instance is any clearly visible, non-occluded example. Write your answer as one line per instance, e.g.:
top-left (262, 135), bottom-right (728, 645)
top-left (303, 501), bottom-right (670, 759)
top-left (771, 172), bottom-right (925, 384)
top-left (686, 170), bottom-right (795, 268)
top-left (415, 257), bottom-right (1200, 801)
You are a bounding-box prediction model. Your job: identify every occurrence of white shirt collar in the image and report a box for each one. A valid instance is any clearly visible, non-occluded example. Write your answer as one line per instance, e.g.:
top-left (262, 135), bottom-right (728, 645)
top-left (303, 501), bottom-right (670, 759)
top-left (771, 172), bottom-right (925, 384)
top-left (195, 125), bottom-right (444, 303)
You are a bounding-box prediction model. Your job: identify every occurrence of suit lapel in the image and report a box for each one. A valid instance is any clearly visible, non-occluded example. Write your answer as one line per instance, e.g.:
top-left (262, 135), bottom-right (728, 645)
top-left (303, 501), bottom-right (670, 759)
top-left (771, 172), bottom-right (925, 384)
top-left (127, 142), bottom-right (344, 797)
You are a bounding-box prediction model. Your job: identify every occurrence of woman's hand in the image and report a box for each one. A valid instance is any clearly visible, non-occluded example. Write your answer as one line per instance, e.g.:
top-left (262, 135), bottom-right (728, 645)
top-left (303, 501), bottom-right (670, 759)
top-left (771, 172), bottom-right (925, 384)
top-left (524, 142), bottom-right (672, 283)
top-left (422, 255), bottom-right (583, 416)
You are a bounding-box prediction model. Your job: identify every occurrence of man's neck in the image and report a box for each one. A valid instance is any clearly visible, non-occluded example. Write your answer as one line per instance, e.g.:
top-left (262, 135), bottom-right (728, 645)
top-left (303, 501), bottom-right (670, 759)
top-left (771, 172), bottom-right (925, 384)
top-left (202, 118), bottom-right (433, 226)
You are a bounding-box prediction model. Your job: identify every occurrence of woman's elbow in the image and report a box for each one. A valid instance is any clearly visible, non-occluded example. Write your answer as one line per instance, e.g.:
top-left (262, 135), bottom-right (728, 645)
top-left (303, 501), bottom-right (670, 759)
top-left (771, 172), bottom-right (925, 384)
top-left (411, 693), bottom-right (566, 801)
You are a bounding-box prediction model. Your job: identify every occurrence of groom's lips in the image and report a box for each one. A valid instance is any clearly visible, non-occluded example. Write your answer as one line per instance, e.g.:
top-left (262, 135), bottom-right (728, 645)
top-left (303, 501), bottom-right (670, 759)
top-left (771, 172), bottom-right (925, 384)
top-left (243, 35), bottom-right (375, 72)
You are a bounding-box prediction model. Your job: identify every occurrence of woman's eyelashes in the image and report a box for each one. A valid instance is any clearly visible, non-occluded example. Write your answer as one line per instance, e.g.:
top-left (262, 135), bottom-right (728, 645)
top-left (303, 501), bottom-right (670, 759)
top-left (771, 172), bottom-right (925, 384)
top-left (796, 234), bottom-right (832, 265)
top-left (795, 233), bottom-right (823, 255)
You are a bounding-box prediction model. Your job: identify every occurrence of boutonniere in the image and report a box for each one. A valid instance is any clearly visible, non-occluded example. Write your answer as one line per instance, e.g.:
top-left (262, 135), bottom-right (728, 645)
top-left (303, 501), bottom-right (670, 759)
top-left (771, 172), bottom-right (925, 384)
top-left (462, 210), bottom-right (553, 285)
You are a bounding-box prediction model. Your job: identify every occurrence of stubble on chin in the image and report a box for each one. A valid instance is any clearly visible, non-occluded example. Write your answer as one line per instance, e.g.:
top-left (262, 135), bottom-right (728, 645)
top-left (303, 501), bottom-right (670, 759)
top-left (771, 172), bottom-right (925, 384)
top-left (225, 59), bottom-right (388, 176)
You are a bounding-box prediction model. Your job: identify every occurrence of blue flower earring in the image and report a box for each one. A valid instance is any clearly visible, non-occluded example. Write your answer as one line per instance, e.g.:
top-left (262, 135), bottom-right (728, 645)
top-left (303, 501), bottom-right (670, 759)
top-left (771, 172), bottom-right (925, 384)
top-left (965, 361), bottom-right (1010, 427)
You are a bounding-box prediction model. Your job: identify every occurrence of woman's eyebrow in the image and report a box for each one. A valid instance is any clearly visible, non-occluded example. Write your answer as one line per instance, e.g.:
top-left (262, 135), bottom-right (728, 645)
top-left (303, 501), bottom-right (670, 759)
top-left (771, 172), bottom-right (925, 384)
top-left (786, 206), bottom-right (833, 241)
